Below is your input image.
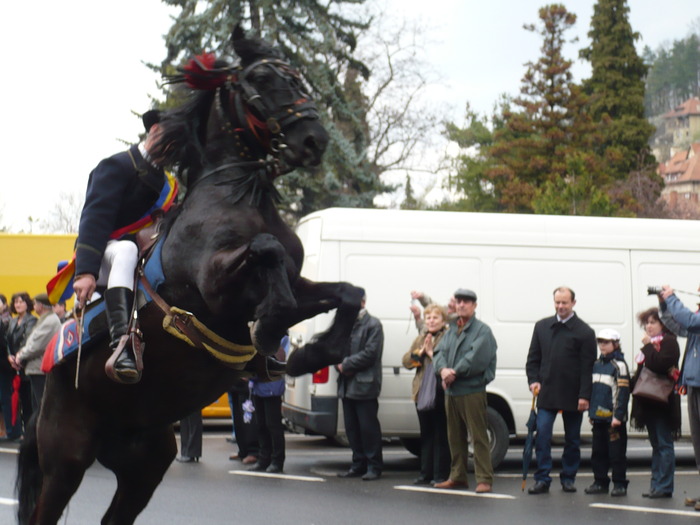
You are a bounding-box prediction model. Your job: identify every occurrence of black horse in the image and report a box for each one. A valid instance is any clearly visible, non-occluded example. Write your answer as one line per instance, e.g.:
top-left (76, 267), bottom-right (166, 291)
top-left (17, 27), bottom-right (363, 525)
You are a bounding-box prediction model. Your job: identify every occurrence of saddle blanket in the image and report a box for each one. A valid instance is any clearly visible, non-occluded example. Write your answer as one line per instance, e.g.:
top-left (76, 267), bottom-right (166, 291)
top-left (41, 299), bottom-right (108, 373)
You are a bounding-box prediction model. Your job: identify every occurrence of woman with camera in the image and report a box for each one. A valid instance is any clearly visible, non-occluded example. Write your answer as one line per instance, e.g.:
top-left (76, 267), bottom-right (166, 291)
top-left (631, 307), bottom-right (681, 498)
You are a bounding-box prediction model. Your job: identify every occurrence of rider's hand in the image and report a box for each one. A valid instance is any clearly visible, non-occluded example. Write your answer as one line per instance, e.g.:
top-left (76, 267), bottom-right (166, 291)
top-left (73, 274), bottom-right (97, 308)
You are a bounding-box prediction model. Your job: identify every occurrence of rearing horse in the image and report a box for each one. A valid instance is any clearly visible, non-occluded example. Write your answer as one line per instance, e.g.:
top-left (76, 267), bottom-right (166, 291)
top-left (17, 27), bottom-right (363, 525)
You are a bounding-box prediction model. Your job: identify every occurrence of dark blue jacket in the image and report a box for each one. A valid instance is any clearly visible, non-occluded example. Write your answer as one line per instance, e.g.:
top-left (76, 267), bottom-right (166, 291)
top-left (588, 351), bottom-right (630, 423)
top-left (75, 145), bottom-right (166, 277)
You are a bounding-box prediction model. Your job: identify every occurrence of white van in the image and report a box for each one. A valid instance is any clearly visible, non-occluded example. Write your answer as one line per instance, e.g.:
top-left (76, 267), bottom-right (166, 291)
top-left (283, 208), bottom-right (700, 466)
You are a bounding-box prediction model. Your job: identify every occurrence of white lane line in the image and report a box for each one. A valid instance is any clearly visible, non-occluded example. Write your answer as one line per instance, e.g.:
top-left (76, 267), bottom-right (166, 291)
top-left (0, 448), bottom-right (19, 455)
top-left (591, 503), bottom-right (700, 517)
top-left (394, 485), bottom-right (516, 500)
top-left (0, 497), bottom-right (18, 506)
top-left (229, 470), bottom-right (325, 482)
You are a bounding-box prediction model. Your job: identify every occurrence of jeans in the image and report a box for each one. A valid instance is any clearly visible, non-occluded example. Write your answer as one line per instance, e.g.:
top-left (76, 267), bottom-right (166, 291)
top-left (590, 421), bottom-right (628, 488)
top-left (646, 414), bottom-right (675, 494)
top-left (534, 408), bottom-right (583, 485)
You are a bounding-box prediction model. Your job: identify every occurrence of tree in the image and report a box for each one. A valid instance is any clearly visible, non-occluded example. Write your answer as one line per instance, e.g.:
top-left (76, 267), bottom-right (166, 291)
top-left (154, 0), bottom-right (395, 220)
top-left (399, 174), bottom-right (419, 210)
top-left (579, 0), bottom-right (656, 178)
top-left (487, 4), bottom-right (607, 213)
top-left (40, 192), bottom-right (84, 234)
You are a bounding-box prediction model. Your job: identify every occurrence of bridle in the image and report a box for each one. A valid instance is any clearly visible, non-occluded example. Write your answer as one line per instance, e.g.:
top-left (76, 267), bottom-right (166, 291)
top-left (216, 57), bottom-right (321, 159)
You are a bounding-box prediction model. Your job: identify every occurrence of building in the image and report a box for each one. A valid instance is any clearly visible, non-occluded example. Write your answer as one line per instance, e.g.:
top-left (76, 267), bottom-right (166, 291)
top-left (652, 96), bottom-right (700, 163)
top-left (659, 142), bottom-right (700, 216)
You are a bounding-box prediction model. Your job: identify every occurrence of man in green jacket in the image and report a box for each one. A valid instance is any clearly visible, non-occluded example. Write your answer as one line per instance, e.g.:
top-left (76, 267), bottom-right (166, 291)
top-left (433, 288), bottom-right (497, 493)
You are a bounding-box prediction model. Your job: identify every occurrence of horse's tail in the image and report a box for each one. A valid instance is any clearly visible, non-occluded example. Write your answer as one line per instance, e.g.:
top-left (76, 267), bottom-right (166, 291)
top-left (16, 412), bottom-right (42, 525)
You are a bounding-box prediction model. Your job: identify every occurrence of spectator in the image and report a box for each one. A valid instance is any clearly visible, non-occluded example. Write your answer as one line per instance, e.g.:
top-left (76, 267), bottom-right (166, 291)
top-left (433, 288), bottom-right (497, 493)
top-left (631, 307), bottom-right (681, 499)
top-left (526, 286), bottom-right (596, 494)
top-left (11, 294), bottom-right (61, 412)
top-left (177, 410), bottom-right (202, 463)
top-left (0, 294), bottom-right (10, 329)
top-left (52, 301), bottom-right (68, 323)
top-left (409, 290), bottom-right (457, 333)
top-left (402, 303), bottom-right (450, 485)
top-left (0, 294), bottom-right (9, 438)
top-left (584, 329), bottom-right (630, 497)
top-left (228, 378), bottom-right (259, 465)
top-left (336, 290), bottom-right (384, 481)
top-left (248, 336), bottom-right (288, 474)
top-left (1, 292), bottom-right (38, 440)
top-left (660, 284), bottom-right (700, 510)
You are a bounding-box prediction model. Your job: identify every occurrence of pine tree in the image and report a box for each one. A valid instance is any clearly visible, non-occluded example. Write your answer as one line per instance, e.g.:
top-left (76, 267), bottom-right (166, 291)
top-left (153, 0), bottom-right (391, 219)
top-left (579, 0), bottom-right (656, 178)
top-left (487, 4), bottom-right (605, 213)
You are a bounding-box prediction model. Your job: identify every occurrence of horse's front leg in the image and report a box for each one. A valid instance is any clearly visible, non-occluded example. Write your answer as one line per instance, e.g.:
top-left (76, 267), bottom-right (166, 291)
top-left (285, 277), bottom-right (365, 377)
top-left (199, 233), bottom-right (297, 356)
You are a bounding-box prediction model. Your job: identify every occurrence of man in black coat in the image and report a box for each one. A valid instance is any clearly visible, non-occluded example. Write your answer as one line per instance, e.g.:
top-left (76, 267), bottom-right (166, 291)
top-left (336, 291), bottom-right (384, 481)
top-left (525, 286), bottom-right (596, 494)
top-left (73, 110), bottom-right (172, 384)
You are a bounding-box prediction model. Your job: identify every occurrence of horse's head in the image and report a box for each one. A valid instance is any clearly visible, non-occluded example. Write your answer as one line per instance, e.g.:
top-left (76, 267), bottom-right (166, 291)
top-left (153, 25), bottom-right (329, 178)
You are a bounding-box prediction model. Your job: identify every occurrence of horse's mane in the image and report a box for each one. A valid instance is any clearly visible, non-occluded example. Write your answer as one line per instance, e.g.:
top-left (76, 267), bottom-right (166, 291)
top-left (149, 87), bottom-right (216, 182)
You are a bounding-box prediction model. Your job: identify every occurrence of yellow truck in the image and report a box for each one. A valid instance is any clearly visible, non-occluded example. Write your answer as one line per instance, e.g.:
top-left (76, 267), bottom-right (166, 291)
top-left (0, 233), bottom-right (230, 419)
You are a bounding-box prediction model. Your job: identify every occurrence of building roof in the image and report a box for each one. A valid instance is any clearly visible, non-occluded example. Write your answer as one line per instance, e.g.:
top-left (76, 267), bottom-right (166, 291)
top-left (663, 96), bottom-right (700, 119)
top-left (662, 142), bottom-right (700, 183)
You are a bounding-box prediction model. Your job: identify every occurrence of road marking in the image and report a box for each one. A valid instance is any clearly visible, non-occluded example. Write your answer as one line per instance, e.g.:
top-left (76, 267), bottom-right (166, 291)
top-left (591, 503), bottom-right (700, 517)
top-left (230, 470), bottom-right (325, 482)
top-left (394, 485), bottom-right (516, 499)
top-left (0, 448), bottom-right (19, 455)
top-left (0, 497), bottom-right (18, 506)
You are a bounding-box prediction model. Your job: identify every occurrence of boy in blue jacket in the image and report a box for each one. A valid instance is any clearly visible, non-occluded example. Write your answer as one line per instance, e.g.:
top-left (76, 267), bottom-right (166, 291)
top-left (585, 328), bottom-right (630, 496)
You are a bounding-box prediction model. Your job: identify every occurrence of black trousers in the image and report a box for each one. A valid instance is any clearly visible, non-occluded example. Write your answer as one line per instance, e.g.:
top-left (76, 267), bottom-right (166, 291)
top-left (228, 389), bottom-right (259, 458)
top-left (28, 374), bottom-right (46, 414)
top-left (342, 397), bottom-right (383, 473)
top-left (253, 395), bottom-right (286, 467)
top-left (416, 388), bottom-right (450, 482)
top-left (179, 410), bottom-right (203, 458)
top-left (591, 421), bottom-right (628, 487)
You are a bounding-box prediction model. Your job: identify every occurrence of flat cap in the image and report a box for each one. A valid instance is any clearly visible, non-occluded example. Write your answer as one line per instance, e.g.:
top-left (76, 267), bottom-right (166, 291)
top-left (454, 288), bottom-right (477, 301)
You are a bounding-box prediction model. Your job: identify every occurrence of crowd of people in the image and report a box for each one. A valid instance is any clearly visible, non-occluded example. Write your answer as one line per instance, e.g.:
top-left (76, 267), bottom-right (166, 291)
top-left (1, 277), bottom-right (699, 509)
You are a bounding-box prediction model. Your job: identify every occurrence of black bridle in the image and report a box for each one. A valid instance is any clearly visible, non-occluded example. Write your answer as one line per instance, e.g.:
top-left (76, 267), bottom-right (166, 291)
top-left (216, 58), bottom-right (321, 158)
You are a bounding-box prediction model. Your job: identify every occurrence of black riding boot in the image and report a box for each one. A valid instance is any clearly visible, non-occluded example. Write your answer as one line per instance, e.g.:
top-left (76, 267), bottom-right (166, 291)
top-left (104, 287), bottom-right (141, 384)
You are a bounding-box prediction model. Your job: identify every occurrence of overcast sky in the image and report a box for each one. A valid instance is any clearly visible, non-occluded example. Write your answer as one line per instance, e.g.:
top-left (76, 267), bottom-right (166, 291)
top-left (1, 0), bottom-right (697, 231)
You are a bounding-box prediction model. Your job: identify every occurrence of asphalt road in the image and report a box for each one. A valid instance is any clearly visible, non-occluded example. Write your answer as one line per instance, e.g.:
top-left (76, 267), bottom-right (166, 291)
top-left (1, 430), bottom-right (699, 524)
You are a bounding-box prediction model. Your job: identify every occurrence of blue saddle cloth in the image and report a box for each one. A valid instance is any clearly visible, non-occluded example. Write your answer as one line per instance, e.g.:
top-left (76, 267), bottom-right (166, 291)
top-left (41, 237), bottom-right (167, 372)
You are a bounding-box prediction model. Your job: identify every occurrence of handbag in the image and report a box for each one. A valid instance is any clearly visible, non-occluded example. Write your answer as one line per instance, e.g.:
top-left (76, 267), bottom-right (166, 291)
top-left (632, 366), bottom-right (675, 404)
top-left (416, 360), bottom-right (437, 412)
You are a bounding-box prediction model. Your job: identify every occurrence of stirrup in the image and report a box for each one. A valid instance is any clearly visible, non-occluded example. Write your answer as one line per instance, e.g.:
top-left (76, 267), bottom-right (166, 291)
top-left (105, 335), bottom-right (142, 384)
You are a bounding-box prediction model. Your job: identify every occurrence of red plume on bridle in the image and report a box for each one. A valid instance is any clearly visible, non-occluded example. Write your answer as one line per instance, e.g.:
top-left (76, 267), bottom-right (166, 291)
top-left (165, 52), bottom-right (235, 90)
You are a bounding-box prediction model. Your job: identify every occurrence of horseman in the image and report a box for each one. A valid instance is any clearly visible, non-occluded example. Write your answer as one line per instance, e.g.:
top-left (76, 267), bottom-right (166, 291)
top-left (72, 110), bottom-right (176, 384)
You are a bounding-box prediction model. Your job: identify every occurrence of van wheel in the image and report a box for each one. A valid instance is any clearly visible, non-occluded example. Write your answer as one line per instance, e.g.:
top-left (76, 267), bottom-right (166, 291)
top-left (400, 437), bottom-right (421, 457)
top-left (487, 407), bottom-right (509, 468)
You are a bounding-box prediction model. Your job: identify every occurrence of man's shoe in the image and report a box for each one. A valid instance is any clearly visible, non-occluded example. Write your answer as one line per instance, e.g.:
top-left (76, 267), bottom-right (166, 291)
top-left (695, 501), bottom-right (700, 511)
top-left (175, 456), bottom-right (199, 463)
top-left (337, 469), bottom-right (365, 478)
top-left (362, 471), bottom-right (381, 481)
top-left (266, 464), bottom-right (283, 474)
top-left (642, 490), bottom-right (672, 499)
top-left (475, 483), bottom-right (492, 493)
top-left (610, 486), bottom-right (627, 497)
top-left (561, 481), bottom-right (577, 493)
top-left (247, 462), bottom-right (269, 472)
top-left (225, 436), bottom-right (236, 444)
top-left (434, 479), bottom-right (468, 490)
top-left (584, 483), bottom-right (608, 495)
top-left (413, 477), bottom-right (432, 485)
top-left (684, 497), bottom-right (698, 507)
top-left (229, 454), bottom-right (241, 461)
top-left (528, 481), bottom-right (550, 495)
top-left (241, 455), bottom-right (258, 465)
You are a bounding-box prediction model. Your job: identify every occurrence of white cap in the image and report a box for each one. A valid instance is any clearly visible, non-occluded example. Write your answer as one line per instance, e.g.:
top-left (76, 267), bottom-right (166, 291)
top-left (596, 328), bottom-right (620, 341)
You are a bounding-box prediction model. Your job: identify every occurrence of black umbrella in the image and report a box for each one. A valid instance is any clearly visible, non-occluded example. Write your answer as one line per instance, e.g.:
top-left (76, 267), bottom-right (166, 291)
top-left (521, 391), bottom-right (538, 491)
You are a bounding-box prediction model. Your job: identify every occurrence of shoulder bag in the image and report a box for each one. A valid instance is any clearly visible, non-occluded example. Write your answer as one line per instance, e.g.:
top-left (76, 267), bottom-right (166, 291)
top-left (416, 360), bottom-right (437, 412)
top-left (632, 366), bottom-right (674, 404)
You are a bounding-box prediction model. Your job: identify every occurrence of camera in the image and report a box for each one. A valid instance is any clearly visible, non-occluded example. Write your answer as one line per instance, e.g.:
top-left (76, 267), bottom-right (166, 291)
top-left (647, 286), bottom-right (662, 295)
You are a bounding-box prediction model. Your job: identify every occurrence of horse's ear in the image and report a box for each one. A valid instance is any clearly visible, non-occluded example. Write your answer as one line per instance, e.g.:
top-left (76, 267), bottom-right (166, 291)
top-left (231, 23), bottom-right (279, 63)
